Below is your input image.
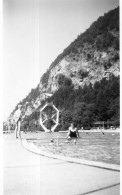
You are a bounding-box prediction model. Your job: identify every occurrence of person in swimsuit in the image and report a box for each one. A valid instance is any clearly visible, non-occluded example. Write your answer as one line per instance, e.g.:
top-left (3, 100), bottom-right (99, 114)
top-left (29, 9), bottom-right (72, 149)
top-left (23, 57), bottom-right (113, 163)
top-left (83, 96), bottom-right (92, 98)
top-left (14, 105), bottom-right (22, 138)
top-left (66, 123), bottom-right (79, 145)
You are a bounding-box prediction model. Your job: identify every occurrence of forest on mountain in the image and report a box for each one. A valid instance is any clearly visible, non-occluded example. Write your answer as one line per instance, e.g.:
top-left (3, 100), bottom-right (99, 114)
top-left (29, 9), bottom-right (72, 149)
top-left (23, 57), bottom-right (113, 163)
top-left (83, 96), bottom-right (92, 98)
top-left (49, 74), bottom-right (119, 130)
top-left (25, 74), bottom-right (119, 130)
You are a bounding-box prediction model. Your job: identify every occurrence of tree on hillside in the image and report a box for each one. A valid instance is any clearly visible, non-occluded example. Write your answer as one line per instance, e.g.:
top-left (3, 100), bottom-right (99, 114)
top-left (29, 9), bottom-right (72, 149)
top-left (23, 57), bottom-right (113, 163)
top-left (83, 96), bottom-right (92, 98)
top-left (107, 97), bottom-right (120, 121)
top-left (73, 102), bottom-right (87, 128)
top-left (60, 110), bottom-right (72, 130)
top-left (82, 103), bottom-right (95, 127)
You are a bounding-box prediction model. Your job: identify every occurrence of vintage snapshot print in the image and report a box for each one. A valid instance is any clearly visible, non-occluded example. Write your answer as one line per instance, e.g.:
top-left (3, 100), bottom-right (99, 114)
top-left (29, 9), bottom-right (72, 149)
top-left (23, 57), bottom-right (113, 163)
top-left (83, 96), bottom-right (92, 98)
top-left (3, 0), bottom-right (120, 194)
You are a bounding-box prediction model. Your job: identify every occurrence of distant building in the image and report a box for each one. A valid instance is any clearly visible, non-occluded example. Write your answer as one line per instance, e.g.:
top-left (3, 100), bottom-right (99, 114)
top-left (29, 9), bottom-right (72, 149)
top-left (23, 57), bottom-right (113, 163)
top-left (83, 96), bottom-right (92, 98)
top-left (93, 121), bottom-right (117, 129)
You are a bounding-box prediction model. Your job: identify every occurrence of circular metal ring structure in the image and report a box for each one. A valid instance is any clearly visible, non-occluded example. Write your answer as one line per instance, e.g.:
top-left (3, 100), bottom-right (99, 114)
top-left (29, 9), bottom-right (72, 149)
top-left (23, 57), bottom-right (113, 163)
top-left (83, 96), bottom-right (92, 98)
top-left (39, 103), bottom-right (59, 132)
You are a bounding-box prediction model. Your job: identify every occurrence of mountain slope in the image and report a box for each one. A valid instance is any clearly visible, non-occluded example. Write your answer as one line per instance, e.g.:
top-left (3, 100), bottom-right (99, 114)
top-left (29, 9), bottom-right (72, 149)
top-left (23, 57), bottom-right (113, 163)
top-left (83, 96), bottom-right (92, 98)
top-left (39, 6), bottom-right (119, 91)
top-left (9, 7), bottom-right (120, 128)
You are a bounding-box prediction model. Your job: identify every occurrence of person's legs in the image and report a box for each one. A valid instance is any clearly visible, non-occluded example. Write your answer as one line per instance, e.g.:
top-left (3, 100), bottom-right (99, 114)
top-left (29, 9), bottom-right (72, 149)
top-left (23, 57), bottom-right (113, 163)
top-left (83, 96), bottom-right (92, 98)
top-left (18, 121), bottom-right (21, 138)
top-left (74, 138), bottom-right (77, 145)
top-left (66, 137), bottom-right (77, 145)
top-left (67, 137), bottom-right (72, 141)
top-left (24, 126), bottom-right (27, 134)
top-left (65, 136), bottom-right (72, 143)
top-left (15, 123), bottom-right (18, 138)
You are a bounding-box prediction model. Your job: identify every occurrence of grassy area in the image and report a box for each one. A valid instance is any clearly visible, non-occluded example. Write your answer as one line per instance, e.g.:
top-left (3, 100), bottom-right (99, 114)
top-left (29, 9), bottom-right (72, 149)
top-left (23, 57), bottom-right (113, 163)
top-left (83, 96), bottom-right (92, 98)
top-left (22, 131), bottom-right (120, 165)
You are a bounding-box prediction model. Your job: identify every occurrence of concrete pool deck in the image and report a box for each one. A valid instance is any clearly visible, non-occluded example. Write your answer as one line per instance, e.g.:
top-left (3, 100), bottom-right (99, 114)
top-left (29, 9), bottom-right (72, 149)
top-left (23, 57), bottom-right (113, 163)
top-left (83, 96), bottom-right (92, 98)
top-left (3, 133), bottom-right (120, 195)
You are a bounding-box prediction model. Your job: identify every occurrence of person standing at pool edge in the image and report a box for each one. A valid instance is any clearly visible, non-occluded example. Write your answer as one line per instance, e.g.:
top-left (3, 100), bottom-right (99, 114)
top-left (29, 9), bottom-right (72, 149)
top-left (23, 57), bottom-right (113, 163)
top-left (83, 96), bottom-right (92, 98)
top-left (14, 105), bottom-right (22, 139)
top-left (66, 123), bottom-right (79, 145)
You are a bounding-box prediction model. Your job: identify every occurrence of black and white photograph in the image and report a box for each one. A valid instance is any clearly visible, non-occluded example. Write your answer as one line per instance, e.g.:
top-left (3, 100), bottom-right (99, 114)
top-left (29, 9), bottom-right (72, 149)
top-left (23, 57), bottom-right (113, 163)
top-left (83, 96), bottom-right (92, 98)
top-left (3, 0), bottom-right (120, 194)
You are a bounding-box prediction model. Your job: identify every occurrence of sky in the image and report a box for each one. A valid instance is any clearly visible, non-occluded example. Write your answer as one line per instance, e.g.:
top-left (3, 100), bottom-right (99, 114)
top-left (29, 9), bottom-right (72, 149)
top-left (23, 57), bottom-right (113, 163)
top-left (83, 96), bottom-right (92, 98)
top-left (3, 0), bottom-right (119, 121)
